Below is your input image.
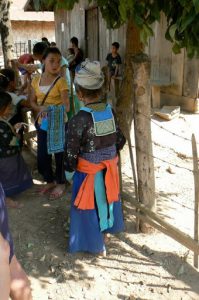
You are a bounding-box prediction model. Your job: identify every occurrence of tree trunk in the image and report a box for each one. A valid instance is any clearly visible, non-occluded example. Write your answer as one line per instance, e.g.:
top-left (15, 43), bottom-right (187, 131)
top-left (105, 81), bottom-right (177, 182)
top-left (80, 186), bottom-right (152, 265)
top-left (0, 0), bottom-right (14, 67)
top-left (116, 21), bottom-right (156, 234)
top-left (116, 19), bottom-right (142, 135)
top-left (132, 53), bottom-right (156, 233)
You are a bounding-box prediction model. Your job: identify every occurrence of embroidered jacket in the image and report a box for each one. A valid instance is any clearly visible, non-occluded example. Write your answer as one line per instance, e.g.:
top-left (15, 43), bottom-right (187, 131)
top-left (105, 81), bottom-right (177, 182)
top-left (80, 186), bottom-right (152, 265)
top-left (65, 102), bottom-right (126, 171)
top-left (0, 120), bottom-right (19, 158)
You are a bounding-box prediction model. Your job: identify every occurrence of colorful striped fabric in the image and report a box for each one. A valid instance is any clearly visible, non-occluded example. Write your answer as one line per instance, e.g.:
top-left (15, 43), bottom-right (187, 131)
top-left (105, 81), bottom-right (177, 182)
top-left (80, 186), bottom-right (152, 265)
top-left (47, 105), bottom-right (65, 154)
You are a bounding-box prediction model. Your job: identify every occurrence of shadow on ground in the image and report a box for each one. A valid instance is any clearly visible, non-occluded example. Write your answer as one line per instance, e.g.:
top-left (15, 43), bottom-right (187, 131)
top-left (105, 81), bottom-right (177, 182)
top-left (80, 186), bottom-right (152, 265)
top-left (7, 150), bottom-right (199, 299)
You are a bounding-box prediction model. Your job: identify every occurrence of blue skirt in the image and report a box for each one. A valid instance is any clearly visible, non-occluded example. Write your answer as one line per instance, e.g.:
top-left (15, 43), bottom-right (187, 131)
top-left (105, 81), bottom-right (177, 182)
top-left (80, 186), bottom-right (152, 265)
top-left (69, 171), bottom-right (124, 253)
top-left (0, 153), bottom-right (32, 197)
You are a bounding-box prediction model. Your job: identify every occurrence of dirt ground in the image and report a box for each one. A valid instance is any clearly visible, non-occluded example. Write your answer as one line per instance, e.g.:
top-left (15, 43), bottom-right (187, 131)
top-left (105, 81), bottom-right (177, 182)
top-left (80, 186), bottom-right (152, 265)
top-left (8, 111), bottom-right (199, 300)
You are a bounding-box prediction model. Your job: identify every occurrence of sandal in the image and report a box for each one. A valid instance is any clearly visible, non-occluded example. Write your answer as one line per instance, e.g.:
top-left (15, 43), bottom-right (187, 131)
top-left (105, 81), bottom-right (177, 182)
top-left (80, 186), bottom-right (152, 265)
top-left (36, 183), bottom-right (55, 195)
top-left (49, 185), bottom-right (65, 200)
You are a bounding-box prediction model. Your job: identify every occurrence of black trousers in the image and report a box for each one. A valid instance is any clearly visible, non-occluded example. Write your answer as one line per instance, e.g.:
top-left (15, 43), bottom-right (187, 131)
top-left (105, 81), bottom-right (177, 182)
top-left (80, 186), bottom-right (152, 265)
top-left (37, 127), bottom-right (65, 184)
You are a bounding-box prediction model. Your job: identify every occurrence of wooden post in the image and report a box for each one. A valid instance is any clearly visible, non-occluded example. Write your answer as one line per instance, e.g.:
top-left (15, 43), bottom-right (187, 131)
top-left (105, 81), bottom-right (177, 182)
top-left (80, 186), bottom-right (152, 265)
top-left (122, 191), bottom-right (199, 255)
top-left (192, 134), bottom-right (199, 268)
top-left (70, 71), bottom-right (75, 115)
top-left (118, 153), bottom-right (123, 192)
top-left (20, 42), bottom-right (22, 57)
top-left (126, 132), bottom-right (139, 232)
top-left (11, 59), bottom-right (20, 88)
top-left (151, 85), bottom-right (161, 109)
top-left (28, 40), bottom-right (32, 54)
top-left (132, 53), bottom-right (156, 233)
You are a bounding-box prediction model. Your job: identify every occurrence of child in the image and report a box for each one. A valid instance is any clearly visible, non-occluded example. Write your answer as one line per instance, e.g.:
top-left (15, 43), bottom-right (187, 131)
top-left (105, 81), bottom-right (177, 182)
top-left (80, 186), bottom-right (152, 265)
top-left (0, 183), bottom-right (32, 300)
top-left (30, 47), bottom-right (70, 199)
top-left (69, 37), bottom-right (84, 78)
top-left (64, 47), bottom-right (82, 120)
top-left (106, 42), bottom-right (122, 85)
top-left (50, 42), bottom-right (57, 47)
top-left (0, 68), bottom-right (29, 123)
top-left (18, 53), bottom-right (34, 91)
top-left (66, 48), bottom-right (75, 65)
top-left (32, 43), bottom-right (80, 120)
top-left (65, 60), bottom-right (126, 255)
top-left (14, 42), bottom-right (49, 76)
top-left (0, 92), bottom-right (33, 208)
top-left (41, 37), bottom-right (50, 47)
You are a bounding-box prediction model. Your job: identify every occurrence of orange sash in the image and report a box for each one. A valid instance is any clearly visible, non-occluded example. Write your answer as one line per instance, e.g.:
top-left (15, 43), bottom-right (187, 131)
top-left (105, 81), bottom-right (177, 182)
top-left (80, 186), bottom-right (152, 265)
top-left (74, 156), bottom-right (120, 210)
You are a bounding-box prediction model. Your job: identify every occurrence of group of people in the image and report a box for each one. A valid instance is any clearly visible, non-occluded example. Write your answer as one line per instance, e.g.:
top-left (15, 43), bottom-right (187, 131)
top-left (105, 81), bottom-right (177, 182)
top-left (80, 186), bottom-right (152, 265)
top-left (0, 36), bottom-right (124, 299)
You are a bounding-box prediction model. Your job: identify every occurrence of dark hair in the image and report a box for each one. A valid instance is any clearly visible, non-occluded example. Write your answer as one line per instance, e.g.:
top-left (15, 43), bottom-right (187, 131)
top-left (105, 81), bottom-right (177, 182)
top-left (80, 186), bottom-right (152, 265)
top-left (42, 37), bottom-right (50, 46)
top-left (0, 91), bottom-right (12, 113)
top-left (42, 47), bottom-right (62, 60)
top-left (50, 42), bottom-right (56, 47)
top-left (42, 37), bottom-right (48, 42)
top-left (70, 37), bottom-right (79, 47)
top-left (112, 42), bottom-right (120, 49)
top-left (33, 42), bottom-right (48, 56)
top-left (75, 84), bottom-right (102, 100)
top-left (0, 68), bottom-right (15, 91)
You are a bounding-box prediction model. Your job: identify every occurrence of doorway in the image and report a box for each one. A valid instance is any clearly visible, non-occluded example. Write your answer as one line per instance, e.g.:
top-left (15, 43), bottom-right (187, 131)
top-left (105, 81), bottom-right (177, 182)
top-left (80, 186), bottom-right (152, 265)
top-left (85, 7), bottom-right (99, 61)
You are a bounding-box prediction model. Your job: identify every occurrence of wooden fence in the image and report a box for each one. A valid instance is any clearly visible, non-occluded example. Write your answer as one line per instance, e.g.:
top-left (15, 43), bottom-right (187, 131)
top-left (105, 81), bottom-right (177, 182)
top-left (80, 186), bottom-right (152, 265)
top-left (19, 56), bottom-right (199, 270)
top-left (122, 107), bottom-right (199, 270)
top-left (0, 40), bottom-right (33, 68)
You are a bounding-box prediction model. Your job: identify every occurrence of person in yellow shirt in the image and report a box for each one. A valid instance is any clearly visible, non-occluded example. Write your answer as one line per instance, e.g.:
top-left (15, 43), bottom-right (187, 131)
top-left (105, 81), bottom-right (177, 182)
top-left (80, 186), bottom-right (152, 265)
top-left (30, 47), bottom-right (70, 199)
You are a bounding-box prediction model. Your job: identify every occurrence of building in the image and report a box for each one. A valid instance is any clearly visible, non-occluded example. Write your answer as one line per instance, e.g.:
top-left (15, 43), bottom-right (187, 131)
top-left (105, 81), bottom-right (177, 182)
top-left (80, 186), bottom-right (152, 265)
top-left (25, 0), bottom-right (199, 112)
top-left (10, 0), bottom-right (55, 56)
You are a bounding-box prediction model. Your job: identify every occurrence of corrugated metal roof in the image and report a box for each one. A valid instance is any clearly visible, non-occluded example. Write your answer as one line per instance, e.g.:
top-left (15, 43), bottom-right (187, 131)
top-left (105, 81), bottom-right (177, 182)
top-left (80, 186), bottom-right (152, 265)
top-left (10, 0), bottom-right (54, 22)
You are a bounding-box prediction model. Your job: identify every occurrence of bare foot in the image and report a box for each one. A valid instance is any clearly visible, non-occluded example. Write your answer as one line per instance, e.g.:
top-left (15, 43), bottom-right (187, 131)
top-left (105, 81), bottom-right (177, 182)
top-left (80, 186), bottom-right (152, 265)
top-left (36, 183), bottom-right (55, 195)
top-left (49, 184), bottom-right (65, 200)
top-left (104, 233), bottom-right (111, 244)
top-left (6, 197), bottom-right (23, 209)
top-left (98, 250), bottom-right (107, 257)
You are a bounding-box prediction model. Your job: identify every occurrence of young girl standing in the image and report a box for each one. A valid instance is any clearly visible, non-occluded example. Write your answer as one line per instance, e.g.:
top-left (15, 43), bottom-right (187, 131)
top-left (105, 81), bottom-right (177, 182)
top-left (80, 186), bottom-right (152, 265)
top-left (65, 60), bottom-right (125, 255)
top-left (30, 47), bottom-right (70, 199)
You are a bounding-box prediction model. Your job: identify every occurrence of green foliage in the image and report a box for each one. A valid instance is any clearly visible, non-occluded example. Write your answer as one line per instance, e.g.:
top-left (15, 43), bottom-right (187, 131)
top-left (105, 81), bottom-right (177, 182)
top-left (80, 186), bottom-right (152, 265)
top-left (33, 0), bottom-right (80, 10)
top-left (33, 0), bottom-right (199, 58)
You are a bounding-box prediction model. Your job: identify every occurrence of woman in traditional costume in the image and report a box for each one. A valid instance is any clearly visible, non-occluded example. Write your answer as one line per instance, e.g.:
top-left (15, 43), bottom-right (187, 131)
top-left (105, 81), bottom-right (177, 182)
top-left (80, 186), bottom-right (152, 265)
top-left (0, 92), bottom-right (32, 208)
top-left (65, 60), bottom-right (126, 255)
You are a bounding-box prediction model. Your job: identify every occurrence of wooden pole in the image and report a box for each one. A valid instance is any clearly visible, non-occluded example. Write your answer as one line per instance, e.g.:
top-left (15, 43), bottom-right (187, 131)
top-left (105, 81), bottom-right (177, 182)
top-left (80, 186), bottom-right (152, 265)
top-left (118, 153), bottom-right (123, 193)
top-left (28, 40), bottom-right (32, 54)
top-left (122, 191), bottom-right (199, 255)
top-left (11, 59), bottom-right (20, 88)
top-left (132, 53), bottom-right (155, 233)
top-left (192, 134), bottom-right (199, 268)
top-left (20, 42), bottom-right (22, 57)
top-left (70, 71), bottom-right (75, 115)
top-left (126, 131), bottom-right (139, 232)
